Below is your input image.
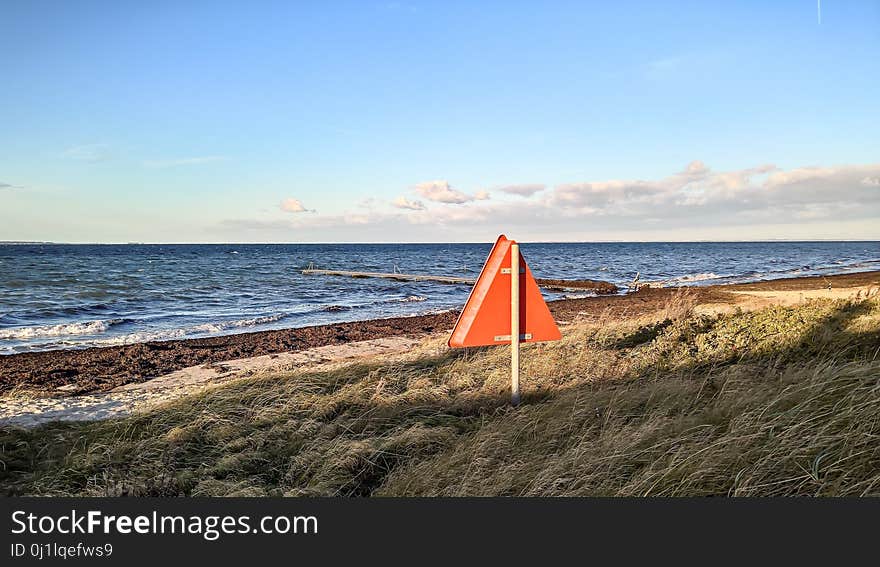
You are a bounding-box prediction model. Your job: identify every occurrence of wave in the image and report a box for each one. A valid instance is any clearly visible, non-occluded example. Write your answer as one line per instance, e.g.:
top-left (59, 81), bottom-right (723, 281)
top-left (652, 272), bottom-right (726, 286)
top-left (562, 292), bottom-right (598, 300)
top-left (187, 313), bottom-right (287, 334)
top-left (644, 257), bottom-right (880, 288)
top-left (674, 272), bottom-right (723, 283)
top-left (320, 296), bottom-right (427, 312)
top-left (729, 258), bottom-right (880, 282)
top-left (0, 318), bottom-right (126, 340)
top-left (393, 295), bottom-right (427, 303)
top-left (416, 307), bottom-right (456, 316)
top-left (93, 313), bottom-right (288, 345)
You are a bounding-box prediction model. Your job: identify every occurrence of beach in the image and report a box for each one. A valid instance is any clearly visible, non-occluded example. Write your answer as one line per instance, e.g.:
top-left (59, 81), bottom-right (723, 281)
top-left (2, 268), bottom-right (878, 496)
top-left (2, 270), bottom-right (877, 398)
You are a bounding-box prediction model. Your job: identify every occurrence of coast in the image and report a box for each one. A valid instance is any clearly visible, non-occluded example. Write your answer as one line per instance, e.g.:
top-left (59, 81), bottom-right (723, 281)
top-left (1, 270), bottom-right (878, 397)
top-left (2, 269), bottom-right (879, 495)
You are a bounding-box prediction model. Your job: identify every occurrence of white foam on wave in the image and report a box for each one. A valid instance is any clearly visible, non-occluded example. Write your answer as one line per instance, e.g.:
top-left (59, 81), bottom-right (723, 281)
top-left (642, 256), bottom-right (880, 289)
top-left (89, 313), bottom-right (288, 346)
top-left (396, 295), bottom-right (427, 303)
top-left (0, 319), bottom-right (125, 340)
top-left (417, 307), bottom-right (456, 316)
top-left (643, 272), bottom-right (730, 288)
top-left (189, 313), bottom-right (286, 334)
top-left (673, 272), bottom-right (723, 283)
top-left (745, 258), bottom-right (880, 281)
top-left (96, 328), bottom-right (189, 345)
top-left (562, 292), bottom-right (598, 300)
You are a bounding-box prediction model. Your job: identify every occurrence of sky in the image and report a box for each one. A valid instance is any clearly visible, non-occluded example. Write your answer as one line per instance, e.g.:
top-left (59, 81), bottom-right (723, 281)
top-left (1, 0), bottom-right (878, 243)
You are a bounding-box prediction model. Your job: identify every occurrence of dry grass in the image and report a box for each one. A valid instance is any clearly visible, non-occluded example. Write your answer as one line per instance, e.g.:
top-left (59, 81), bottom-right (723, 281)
top-left (1, 296), bottom-right (879, 497)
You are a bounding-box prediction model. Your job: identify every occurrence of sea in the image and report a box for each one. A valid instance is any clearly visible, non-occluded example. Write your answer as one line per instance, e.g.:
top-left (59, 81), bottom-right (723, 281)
top-left (1, 241), bottom-right (878, 354)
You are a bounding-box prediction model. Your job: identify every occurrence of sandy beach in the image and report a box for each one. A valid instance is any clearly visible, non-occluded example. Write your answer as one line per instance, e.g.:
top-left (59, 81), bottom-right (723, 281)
top-left (2, 270), bottom-right (877, 399)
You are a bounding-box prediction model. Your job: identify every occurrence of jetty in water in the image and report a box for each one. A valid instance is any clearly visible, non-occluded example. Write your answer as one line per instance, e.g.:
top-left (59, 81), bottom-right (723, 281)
top-left (301, 268), bottom-right (476, 285)
top-left (301, 267), bottom-right (619, 294)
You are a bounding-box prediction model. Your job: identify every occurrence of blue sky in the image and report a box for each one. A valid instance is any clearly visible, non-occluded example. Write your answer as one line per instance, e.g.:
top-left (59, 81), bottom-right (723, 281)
top-left (1, 0), bottom-right (878, 242)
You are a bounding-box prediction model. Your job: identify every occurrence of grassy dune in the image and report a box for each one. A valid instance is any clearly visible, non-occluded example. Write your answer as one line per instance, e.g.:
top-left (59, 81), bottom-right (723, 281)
top-left (2, 293), bottom-right (879, 496)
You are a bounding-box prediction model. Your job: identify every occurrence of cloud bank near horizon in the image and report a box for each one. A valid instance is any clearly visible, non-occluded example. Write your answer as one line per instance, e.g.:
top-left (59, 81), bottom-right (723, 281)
top-left (222, 161), bottom-right (880, 241)
top-left (497, 183), bottom-right (546, 197)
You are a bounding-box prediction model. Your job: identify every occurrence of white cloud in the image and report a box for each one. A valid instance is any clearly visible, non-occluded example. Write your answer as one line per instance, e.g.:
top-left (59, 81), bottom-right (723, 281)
top-left (552, 179), bottom-right (665, 212)
top-left (861, 176), bottom-right (880, 187)
top-left (392, 196), bottom-right (426, 210)
top-left (765, 166), bottom-right (836, 188)
top-left (497, 184), bottom-right (544, 197)
top-left (474, 190), bottom-right (490, 200)
top-left (684, 160), bottom-right (708, 175)
top-left (548, 162), bottom-right (880, 220)
top-left (414, 180), bottom-right (478, 204)
top-left (280, 198), bottom-right (310, 213)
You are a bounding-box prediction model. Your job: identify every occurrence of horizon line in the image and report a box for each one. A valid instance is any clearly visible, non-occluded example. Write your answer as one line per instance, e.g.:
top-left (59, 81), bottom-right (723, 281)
top-left (3, 238), bottom-right (880, 246)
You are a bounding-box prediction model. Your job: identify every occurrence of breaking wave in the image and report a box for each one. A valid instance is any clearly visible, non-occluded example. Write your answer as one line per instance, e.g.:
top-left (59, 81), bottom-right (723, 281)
top-left (0, 319), bottom-right (126, 340)
top-left (94, 313), bottom-right (288, 346)
top-left (561, 292), bottom-right (598, 300)
top-left (394, 295), bottom-right (427, 303)
top-left (671, 272), bottom-right (724, 283)
top-left (188, 313), bottom-right (287, 333)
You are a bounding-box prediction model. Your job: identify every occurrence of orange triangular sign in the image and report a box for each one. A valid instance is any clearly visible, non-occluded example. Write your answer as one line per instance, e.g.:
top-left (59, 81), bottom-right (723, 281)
top-left (448, 235), bottom-right (561, 348)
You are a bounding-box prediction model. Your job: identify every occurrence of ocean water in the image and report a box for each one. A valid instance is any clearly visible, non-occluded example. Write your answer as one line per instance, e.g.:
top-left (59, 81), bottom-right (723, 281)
top-left (0, 241), bottom-right (878, 354)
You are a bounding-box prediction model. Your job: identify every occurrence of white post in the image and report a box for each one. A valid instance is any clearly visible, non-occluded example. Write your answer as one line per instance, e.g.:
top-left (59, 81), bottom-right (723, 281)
top-left (510, 243), bottom-right (521, 406)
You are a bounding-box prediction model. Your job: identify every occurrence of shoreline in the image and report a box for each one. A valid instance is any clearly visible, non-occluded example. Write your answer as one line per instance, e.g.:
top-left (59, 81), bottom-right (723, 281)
top-left (2, 270), bottom-right (878, 397)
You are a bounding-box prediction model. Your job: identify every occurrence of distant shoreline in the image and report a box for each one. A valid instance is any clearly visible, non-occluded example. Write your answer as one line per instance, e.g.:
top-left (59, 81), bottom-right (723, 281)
top-left (3, 240), bottom-right (880, 246)
top-left (1, 270), bottom-right (878, 397)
